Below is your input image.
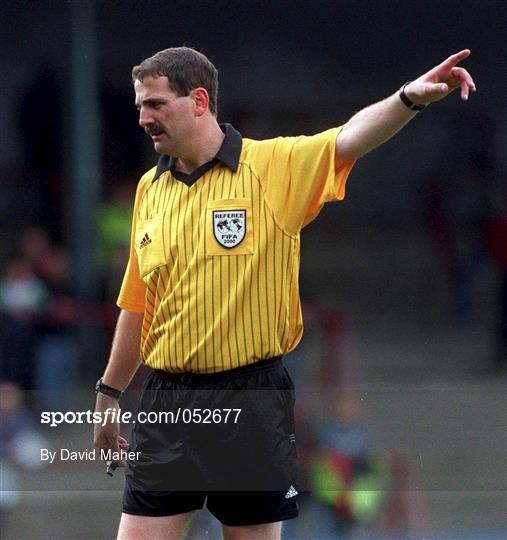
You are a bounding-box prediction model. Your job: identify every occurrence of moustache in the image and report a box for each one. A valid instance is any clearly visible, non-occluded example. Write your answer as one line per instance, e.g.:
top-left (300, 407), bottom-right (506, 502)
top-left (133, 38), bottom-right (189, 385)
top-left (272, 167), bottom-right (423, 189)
top-left (146, 126), bottom-right (166, 136)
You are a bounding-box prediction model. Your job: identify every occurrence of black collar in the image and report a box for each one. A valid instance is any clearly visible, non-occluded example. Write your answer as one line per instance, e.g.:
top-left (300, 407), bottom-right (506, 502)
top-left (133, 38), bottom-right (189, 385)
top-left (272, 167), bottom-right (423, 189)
top-left (152, 123), bottom-right (242, 185)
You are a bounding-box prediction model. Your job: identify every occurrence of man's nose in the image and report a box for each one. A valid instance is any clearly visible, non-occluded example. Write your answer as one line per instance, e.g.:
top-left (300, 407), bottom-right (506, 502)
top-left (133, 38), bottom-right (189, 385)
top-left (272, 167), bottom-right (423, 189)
top-left (138, 108), bottom-right (153, 128)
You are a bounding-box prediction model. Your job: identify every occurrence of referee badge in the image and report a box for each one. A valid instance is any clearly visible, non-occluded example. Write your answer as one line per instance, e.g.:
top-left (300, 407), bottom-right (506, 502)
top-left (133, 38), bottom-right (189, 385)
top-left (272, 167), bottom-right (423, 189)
top-left (213, 209), bottom-right (246, 248)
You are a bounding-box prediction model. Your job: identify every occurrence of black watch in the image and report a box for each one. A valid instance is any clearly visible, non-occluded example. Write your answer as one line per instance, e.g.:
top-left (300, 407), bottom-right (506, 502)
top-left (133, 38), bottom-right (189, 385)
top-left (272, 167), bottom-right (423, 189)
top-left (95, 378), bottom-right (124, 400)
top-left (399, 82), bottom-right (428, 111)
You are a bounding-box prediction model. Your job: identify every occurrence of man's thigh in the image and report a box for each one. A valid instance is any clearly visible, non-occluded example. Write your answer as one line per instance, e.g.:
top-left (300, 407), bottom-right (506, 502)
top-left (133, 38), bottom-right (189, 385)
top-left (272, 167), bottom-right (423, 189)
top-left (222, 521), bottom-right (282, 540)
top-left (117, 511), bottom-right (194, 540)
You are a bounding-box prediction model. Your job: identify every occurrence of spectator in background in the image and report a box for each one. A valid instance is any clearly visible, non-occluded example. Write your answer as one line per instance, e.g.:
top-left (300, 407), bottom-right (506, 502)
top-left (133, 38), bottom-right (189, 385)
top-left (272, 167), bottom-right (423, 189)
top-left (0, 258), bottom-right (49, 320)
top-left (97, 183), bottom-right (133, 302)
top-left (0, 257), bottom-right (48, 389)
top-left (20, 226), bottom-right (52, 278)
top-left (0, 381), bottom-right (50, 516)
top-left (18, 226), bottom-right (79, 408)
top-left (308, 391), bottom-right (387, 538)
top-left (32, 244), bottom-right (78, 411)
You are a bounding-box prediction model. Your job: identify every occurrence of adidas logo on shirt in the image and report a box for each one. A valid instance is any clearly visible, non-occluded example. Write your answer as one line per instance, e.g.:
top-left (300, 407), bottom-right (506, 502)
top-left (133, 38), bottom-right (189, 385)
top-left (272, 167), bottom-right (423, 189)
top-left (285, 485), bottom-right (298, 499)
top-left (140, 233), bottom-right (152, 249)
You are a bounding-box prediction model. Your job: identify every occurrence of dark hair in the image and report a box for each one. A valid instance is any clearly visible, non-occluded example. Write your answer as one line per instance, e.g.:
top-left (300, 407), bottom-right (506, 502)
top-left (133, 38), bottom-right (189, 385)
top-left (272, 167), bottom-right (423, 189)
top-left (132, 47), bottom-right (218, 116)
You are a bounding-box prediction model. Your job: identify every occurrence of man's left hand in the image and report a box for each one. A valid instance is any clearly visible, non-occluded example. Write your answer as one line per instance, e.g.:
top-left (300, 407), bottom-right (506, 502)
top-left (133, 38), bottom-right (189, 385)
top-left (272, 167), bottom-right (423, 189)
top-left (405, 49), bottom-right (476, 105)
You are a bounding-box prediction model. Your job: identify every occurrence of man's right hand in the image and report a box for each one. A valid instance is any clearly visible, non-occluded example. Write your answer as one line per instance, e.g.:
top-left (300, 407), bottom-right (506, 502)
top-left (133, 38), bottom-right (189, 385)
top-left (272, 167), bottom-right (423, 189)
top-left (93, 310), bottom-right (143, 467)
top-left (93, 392), bottom-right (129, 467)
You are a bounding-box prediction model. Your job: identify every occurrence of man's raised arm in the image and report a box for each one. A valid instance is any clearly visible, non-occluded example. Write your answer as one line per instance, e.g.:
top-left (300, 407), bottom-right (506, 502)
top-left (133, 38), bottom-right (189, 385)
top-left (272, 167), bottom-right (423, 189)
top-left (336, 49), bottom-right (476, 164)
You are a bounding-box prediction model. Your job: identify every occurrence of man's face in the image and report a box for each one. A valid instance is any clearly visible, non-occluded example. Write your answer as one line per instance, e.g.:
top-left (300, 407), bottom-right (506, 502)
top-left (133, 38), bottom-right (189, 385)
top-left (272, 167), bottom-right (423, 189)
top-left (134, 75), bottom-right (193, 156)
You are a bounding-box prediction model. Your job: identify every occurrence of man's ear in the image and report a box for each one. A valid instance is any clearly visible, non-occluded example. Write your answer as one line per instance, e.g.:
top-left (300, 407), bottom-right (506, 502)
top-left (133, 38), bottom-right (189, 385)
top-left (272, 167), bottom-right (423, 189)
top-left (190, 87), bottom-right (210, 117)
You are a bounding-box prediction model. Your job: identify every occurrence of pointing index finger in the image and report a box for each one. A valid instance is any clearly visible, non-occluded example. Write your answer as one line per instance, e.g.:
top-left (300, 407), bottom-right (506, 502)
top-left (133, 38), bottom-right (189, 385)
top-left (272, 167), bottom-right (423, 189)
top-left (441, 49), bottom-right (471, 69)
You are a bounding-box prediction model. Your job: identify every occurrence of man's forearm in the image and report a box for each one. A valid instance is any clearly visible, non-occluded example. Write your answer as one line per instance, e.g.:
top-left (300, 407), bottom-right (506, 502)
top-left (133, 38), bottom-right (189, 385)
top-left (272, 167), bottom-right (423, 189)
top-left (337, 91), bottom-right (418, 159)
top-left (101, 309), bottom-right (144, 390)
top-left (336, 50), bottom-right (476, 162)
top-left (94, 309), bottom-right (142, 459)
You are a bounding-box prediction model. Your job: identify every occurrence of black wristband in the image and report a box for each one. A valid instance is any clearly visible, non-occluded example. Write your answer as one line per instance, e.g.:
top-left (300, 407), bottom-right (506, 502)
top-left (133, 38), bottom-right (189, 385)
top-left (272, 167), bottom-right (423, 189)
top-left (399, 82), bottom-right (428, 111)
top-left (95, 378), bottom-right (123, 400)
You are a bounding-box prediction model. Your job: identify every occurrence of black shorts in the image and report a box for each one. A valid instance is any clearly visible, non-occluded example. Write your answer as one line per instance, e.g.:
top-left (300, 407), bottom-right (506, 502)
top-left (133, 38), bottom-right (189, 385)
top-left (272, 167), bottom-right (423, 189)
top-left (122, 357), bottom-right (299, 526)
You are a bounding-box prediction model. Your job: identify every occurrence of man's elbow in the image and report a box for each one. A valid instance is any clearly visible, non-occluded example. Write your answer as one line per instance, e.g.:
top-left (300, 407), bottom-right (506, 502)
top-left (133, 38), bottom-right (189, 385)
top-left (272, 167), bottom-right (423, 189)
top-left (336, 130), bottom-right (367, 162)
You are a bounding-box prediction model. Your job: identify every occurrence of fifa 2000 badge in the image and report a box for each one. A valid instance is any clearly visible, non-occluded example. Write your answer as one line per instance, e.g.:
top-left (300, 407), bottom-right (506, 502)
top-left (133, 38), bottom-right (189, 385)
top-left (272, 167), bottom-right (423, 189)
top-left (213, 210), bottom-right (246, 248)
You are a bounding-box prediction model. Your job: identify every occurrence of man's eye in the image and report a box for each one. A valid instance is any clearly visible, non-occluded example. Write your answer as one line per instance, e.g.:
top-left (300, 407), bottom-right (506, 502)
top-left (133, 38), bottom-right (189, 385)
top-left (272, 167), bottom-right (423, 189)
top-left (136, 102), bottom-right (162, 111)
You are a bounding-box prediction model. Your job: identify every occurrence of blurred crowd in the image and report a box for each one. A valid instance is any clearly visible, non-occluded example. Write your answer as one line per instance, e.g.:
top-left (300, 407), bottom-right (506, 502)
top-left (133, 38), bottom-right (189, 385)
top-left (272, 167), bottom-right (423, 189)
top-left (0, 227), bottom-right (77, 399)
top-left (0, 181), bottom-right (133, 401)
top-left (0, 187), bottom-right (133, 522)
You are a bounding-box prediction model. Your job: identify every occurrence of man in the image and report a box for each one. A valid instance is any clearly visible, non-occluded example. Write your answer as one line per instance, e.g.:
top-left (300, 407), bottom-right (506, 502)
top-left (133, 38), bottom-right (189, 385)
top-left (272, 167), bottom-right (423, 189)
top-left (94, 47), bottom-right (475, 540)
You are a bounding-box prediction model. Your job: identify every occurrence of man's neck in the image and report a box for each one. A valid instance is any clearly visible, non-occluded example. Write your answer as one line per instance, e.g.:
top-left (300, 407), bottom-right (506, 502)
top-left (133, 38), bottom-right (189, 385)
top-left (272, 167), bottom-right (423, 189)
top-left (174, 121), bottom-right (225, 175)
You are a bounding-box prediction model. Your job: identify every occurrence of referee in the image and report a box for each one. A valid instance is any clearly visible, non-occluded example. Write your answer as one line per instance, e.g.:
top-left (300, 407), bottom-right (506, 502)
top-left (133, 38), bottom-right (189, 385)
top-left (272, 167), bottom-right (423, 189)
top-left (93, 47), bottom-right (475, 540)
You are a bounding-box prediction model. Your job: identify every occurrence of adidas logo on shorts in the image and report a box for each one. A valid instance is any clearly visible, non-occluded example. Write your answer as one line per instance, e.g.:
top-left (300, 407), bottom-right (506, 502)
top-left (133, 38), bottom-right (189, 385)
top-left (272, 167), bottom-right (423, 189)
top-left (285, 485), bottom-right (298, 499)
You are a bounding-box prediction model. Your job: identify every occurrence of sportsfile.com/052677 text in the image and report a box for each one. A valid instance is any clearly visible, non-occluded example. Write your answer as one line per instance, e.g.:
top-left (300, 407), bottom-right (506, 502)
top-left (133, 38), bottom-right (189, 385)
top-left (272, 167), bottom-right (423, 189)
top-left (40, 408), bottom-right (242, 427)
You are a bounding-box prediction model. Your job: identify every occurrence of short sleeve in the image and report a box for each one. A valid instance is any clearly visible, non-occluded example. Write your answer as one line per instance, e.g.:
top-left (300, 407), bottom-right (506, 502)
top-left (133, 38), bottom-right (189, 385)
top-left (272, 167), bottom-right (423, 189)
top-left (251, 126), bottom-right (355, 235)
top-left (116, 171), bottom-right (153, 312)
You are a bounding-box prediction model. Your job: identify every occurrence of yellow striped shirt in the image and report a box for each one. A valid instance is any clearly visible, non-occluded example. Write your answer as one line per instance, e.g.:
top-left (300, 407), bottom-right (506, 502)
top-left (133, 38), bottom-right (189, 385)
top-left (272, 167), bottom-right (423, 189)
top-left (118, 124), bottom-right (355, 372)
